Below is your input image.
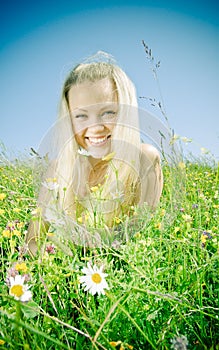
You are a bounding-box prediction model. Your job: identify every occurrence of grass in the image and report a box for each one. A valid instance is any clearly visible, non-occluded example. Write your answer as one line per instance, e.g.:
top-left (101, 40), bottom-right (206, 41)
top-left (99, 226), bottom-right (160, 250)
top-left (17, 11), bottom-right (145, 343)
top-left (0, 150), bottom-right (218, 350)
top-left (1, 42), bottom-right (218, 349)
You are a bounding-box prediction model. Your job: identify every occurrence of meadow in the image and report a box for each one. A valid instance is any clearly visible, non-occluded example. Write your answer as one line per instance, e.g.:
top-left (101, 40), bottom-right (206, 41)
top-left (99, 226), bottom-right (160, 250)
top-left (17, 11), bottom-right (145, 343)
top-left (1, 43), bottom-right (218, 349)
top-left (0, 146), bottom-right (218, 350)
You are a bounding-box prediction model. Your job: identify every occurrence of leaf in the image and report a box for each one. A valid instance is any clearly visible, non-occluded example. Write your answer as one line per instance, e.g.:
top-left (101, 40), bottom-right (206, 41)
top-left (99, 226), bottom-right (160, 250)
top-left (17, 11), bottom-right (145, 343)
top-left (21, 301), bottom-right (39, 319)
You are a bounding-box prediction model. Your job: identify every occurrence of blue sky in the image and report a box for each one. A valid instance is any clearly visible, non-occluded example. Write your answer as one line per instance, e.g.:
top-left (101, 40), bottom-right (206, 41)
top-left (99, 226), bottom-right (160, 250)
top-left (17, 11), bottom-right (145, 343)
top-left (0, 0), bottom-right (218, 159)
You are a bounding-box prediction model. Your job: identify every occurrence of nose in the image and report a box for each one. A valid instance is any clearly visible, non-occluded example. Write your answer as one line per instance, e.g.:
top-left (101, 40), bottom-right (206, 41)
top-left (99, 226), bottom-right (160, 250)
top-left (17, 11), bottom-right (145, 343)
top-left (88, 123), bottom-right (105, 134)
top-left (86, 114), bottom-right (105, 133)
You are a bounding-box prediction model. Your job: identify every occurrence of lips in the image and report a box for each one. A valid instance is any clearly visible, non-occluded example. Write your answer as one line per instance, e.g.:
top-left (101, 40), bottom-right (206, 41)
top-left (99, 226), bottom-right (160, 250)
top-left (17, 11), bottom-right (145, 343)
top-left (85, 135), bottom-right (111, 146)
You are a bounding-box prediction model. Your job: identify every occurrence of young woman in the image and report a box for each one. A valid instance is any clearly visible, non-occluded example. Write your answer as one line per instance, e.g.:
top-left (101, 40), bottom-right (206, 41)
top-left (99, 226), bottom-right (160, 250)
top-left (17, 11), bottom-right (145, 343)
top-left (27, 55), bottom-right (163, 255)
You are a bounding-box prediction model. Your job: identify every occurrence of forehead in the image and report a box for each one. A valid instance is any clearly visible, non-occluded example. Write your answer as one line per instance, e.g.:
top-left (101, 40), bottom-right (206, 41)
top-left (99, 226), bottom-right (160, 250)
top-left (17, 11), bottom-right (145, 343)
top-left (68, 78), bottom-right (117, 110)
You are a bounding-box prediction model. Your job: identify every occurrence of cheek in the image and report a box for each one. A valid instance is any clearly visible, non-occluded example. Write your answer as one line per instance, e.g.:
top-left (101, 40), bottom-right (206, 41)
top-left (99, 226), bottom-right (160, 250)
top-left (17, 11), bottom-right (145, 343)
top-left (107, 122), bottom-right (116, 133)
top-left (74, 129), bottom-right (84, 142)
top-left (71, 123), bottom-right (85, 146)
top-left (75, 133), bottom-right (82, 144)
top-left (74, 132), bottom-right (87, 149)
top-left (72, 119), bottom-right (86, 136)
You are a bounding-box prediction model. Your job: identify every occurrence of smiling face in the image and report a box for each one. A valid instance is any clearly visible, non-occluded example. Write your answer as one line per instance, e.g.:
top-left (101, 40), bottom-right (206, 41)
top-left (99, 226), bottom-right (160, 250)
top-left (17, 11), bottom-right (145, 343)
top-left (68, 78), bottom-right (118, 159)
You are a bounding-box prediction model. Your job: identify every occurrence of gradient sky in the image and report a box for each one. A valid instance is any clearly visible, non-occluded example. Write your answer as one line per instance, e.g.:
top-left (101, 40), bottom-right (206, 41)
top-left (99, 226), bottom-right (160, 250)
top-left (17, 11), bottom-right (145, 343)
top-left (0, 0), bottom-right (218, 159)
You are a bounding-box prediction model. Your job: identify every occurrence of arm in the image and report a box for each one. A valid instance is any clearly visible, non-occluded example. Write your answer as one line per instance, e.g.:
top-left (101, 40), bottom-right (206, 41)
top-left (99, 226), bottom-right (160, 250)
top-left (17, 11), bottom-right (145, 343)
top-left (26, 215), bottom-right (49, 257)
top-left (26, 162), bottom-right (56, 256)
top-left (139, 143), bottom-right (163, 207)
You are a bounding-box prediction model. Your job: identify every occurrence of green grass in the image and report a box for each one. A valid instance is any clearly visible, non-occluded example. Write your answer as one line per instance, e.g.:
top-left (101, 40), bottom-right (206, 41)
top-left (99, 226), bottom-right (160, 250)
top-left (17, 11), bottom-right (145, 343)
top-left (0, 153), bottom-right (218, 350)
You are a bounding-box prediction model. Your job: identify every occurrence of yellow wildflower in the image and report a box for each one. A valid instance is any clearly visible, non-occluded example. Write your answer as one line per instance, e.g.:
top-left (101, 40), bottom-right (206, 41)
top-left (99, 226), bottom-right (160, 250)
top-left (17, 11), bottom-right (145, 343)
top-left (114, 217), bottom-right (122, 224)
top-left (174, 227), bottom-right (180, 234)
top-left (127, 345), bottom-right (134, 350)
top-left (182, 214), bottom-right (193, 223)
top-left (17, 222), bottom-right (24, 229)
top-left (77, 217), bottom-right (83, 223)
top-left (15, 262), bottom-right (28, 273)
top-left (161, 209), bottom-right (166, 216)
top-left (47, 232), bottom-right (55, 237)
top-left (13, 208), bottom-right (21, 213)
top-left (0, 339), bottom-right (5, 345)
top-left (84, 214), bottom-right (89, 222)
top-left (90, 186), bottom-right (99, 192)
top-left (65, 273), bottom-right (71, 278)
top-left (31, 207), bottom-right (42, 216)
top-left (0, 193), bottom-right (6, 200)
top-left (181, 136), bottom-right (192, 143)
top-left (0, 209), bottom-right (5, 215)
top-left (169, 134), bottom-right (180, 145)
top-left (178, 162), bottom-right (186, 170)
top-left (201, 235), bottom-right (207, 244)
top-left (199, 193), bottom-right (206, 200)
top-left (2, 230), bottom-right (11, 238)
top-left (200, 147), bottom-right (209, 154)
top-left (109, 341), bottom-right (122, 347)
top-left (155, 222), bottom-right (162, 230)
top-left (134, 232), bottom-right (141, 239)
top-left (13, 230), bottom-right (21, 237)
top-left (102, 151), bottom-right (115, 161)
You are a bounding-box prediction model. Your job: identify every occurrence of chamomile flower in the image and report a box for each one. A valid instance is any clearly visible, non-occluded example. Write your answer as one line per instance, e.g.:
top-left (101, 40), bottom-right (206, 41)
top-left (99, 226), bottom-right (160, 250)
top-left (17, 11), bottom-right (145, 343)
top-left (79, 262), bottom-right (109, 296)
top-left (78, 147), bottom-right (90, 156)
top-left (42, 178), bottom-right (59, 191)
top-left (9, 275), bottom-right (32, 302)
top-left (44, 205), bottom-right (65, 226)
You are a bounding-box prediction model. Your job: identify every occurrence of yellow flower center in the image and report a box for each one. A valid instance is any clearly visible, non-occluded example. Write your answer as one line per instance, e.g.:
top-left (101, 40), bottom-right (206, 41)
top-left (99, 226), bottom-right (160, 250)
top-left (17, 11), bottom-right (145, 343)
top-left (91, 273), bottom-right (102, 284)
top-left (10, 284), bottom-right (24, 297)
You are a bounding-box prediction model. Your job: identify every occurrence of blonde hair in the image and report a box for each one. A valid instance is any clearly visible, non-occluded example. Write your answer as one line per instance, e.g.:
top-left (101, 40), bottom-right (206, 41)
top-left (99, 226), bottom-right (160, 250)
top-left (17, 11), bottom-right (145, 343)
top-left (51, 56), bottom-right (142, 226)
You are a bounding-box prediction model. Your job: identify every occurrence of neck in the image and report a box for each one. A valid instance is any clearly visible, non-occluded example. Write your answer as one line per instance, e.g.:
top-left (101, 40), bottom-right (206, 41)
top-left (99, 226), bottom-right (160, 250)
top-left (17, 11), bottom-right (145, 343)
top-left (88, 158), bottom-right (108, 187)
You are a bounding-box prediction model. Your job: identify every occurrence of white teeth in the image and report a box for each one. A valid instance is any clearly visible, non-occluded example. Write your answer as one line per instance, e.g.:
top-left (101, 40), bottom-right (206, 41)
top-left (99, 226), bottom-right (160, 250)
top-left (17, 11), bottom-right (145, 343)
top-left (89, 136), bottom-right (107, 144)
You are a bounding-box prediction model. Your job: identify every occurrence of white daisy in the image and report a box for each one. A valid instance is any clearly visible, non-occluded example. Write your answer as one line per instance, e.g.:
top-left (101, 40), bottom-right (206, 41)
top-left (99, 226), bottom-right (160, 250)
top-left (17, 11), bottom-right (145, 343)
top-left (78, 147), bottom-right (90, 156)
top-left (79, 262), bottom-right (109, 296)
top-left (44, 204), bottom-right (65, 226)
top-left (9, 275), bottom-right (32, 302)
top-left (42, 178), bottom-right (59, 191)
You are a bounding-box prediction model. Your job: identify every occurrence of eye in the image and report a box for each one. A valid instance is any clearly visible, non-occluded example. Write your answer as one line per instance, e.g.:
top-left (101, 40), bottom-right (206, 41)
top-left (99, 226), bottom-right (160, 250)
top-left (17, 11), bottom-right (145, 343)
top-left (101, 110), bottom-right (117, 120)
top-left (75, 114), bottom-right (88, 120)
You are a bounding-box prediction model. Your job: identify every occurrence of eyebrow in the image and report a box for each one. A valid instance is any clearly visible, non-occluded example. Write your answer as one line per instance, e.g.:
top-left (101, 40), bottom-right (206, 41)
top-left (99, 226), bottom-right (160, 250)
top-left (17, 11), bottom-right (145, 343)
top-left (72, 108), bottom-right (88, 112)
top-left (72, 103), bottom-right (117, 113)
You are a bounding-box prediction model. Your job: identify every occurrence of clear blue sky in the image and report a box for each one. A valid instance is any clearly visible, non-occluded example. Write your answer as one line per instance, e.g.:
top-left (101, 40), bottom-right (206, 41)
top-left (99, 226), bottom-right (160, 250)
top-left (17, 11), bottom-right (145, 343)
top-left (0, 0), bottom-right (218, 159)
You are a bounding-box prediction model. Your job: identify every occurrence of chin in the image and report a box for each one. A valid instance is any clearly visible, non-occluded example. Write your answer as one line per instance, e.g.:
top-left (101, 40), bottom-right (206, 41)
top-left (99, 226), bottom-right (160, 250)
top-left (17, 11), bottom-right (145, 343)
top-left (88, 145), bottom-right (111, 159)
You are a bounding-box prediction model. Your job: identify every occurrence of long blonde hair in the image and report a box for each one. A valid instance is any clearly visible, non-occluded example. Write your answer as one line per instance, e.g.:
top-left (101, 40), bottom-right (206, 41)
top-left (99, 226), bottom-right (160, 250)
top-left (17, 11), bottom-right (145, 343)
top-left (53, 57), bottom-right (142, 226)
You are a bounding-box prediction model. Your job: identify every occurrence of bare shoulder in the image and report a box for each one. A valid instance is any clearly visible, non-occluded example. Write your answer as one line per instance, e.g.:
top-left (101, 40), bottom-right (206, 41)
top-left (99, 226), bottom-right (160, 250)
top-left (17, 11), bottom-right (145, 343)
top-left (141, 143), bottom-right (161, 165)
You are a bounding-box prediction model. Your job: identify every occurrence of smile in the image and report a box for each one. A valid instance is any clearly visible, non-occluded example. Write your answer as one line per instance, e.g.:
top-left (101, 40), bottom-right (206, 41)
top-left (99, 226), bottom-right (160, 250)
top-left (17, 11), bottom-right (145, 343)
top-left (86, 135), bottom-right (111, 146)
